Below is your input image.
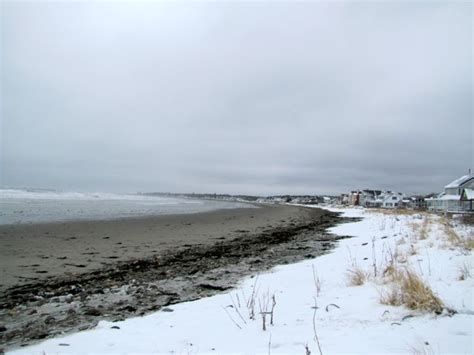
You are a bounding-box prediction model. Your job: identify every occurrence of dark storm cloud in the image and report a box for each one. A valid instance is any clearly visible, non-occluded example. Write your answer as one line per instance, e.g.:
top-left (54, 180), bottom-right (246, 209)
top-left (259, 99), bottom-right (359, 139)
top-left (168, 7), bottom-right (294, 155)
top-left (1, 1), bottom-right (472, 195)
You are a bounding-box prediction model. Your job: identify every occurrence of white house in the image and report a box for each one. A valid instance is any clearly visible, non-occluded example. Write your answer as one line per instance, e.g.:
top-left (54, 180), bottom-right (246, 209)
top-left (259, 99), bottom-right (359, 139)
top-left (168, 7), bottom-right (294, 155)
top-left (360, 189), bottom-right (383, 207)
top-left (427, 173), bottom-right (474, 212)
top-left (381, 191), bottom-right (404, 208)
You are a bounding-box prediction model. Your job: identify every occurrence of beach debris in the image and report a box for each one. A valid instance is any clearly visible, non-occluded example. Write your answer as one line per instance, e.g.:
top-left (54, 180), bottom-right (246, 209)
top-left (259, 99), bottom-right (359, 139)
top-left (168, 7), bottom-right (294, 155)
top-left (198, 283), bottom-right (230, 291)
top-left (118, 305), bottom-right (137, 312)
top-left (84, 308), bottom-right (102, 316)
top-left (325, 303), bottom-right (340, 312)
top-left (44, 315), bottom-right (56, 324)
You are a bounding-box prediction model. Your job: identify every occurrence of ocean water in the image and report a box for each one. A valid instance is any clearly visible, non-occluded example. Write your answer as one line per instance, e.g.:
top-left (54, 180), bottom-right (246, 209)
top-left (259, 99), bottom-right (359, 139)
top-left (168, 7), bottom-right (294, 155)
top-left (0, 189), bottom-right (252, 225)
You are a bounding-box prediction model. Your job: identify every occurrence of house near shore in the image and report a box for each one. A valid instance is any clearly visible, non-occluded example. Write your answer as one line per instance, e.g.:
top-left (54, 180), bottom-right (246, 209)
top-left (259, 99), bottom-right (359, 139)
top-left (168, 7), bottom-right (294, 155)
top-left (426, 172), bottom-right (474, 212)
top-left (344, 189), bottom-right (405, 209)
top-left (349, 190), bottom-right (362, 205)
top-left (360, 189), bottom-right (383, 207)
top-left (381, 191), bottom-right (404, 208)
top-left (339, 193), bottom-right (349, 205)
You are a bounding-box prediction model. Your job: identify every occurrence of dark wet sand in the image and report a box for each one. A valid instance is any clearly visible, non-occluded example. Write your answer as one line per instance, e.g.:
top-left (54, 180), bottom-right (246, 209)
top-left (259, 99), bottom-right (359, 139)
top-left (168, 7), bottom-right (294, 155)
top-left (0, 204), bottom-right (313, 292)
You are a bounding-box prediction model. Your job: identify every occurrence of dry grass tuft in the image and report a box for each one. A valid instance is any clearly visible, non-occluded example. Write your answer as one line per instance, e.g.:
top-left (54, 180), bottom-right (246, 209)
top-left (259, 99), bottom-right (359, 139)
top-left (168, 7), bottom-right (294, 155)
top-left (463, 237), bottom-right (474, 250)
top-left (379, 286), bottom-right (401, 306)
top-left (380, 269), bottom-right (444, 314)
top-left (419, 218), bottom-right (431, 240)
top-left (401, 271), bottom-right (443, 313)
top-left (382, 263), bottom-right (402, 282)
top-left (440, 219), bottom-right (474, 250)
top-left (346, 267), bottom-right (369, 286)
top-left (444, 224), bottom-right (462, 245)
top-left (408, 217), bottom-right (431, 241)
top-left (397, 237), bottom-right (407, 245)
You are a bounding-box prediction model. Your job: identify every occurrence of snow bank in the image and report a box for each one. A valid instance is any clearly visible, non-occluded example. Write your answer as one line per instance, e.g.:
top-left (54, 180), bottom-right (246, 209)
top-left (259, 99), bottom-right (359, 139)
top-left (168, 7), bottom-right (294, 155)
top-left (10, 208), bottom-right (473, 354)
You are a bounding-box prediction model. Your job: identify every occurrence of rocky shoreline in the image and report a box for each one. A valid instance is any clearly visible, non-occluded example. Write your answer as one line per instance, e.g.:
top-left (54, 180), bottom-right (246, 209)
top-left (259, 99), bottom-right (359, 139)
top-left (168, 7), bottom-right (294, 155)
top-left (0, 207), bottom-right (355, 351)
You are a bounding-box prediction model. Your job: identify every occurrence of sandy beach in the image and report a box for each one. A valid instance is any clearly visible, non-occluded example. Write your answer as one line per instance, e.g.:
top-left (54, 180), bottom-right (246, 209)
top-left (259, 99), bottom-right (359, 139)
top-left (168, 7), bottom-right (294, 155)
top-left (0, 204), bottom-right (300, 292)
top-left (0, 203), bottom-right (345, 349)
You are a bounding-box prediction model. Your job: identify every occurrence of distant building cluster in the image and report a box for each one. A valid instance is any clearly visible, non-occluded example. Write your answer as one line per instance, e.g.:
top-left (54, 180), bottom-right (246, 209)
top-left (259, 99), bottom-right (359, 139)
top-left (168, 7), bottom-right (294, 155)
top-left (338, 172), bottom-right (473, 213)
top-left (339, 190), bottom-right (412, 209)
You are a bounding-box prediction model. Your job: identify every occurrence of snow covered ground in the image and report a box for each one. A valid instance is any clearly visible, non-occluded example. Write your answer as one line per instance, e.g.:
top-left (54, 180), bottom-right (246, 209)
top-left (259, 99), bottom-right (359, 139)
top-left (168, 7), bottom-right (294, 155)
top-left (9, 207), bottom-right (473, 354)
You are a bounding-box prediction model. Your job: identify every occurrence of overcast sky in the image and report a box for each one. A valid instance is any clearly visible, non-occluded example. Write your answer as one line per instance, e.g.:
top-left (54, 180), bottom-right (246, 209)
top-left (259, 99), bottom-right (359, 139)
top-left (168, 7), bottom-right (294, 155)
top-left (1, 1), bottom-right (472, 195)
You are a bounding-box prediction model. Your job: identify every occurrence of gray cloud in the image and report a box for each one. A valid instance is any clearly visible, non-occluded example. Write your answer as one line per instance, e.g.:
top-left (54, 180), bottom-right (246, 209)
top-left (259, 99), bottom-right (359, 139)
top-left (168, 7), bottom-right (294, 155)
top-left (1, 1), bottom-right (472, 195)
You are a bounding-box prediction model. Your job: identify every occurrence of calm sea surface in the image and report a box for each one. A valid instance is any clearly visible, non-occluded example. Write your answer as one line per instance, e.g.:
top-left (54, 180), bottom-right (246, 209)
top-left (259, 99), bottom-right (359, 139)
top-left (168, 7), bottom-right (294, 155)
top-left (0, 189), bottom-right (252, 225)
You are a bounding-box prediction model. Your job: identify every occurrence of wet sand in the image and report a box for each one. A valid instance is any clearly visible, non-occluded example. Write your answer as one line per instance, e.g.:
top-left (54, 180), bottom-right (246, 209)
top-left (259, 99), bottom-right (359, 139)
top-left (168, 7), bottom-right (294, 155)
top-left (0, 204), bottom-right (349, 350)
top-left (1, 204), bottom-right (313, 292)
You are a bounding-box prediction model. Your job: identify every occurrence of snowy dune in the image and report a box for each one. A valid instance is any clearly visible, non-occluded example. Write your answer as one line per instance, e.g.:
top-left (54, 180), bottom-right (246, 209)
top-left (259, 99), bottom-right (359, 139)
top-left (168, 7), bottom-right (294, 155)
top-left (9, 207), bottom-right (473, 354)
